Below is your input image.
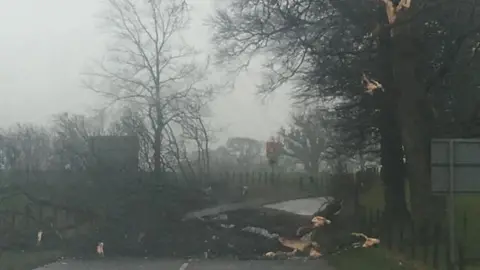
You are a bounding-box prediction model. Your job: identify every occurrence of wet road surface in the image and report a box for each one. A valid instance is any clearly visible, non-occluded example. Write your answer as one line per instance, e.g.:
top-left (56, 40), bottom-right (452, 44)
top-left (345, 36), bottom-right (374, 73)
top-left (34, 258), bottom-right (335, 270)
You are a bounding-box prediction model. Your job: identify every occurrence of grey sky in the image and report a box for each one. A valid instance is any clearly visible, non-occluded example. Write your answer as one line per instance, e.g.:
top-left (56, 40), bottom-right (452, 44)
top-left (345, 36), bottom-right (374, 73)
top-left (0, 0), bottom-right (291, 144)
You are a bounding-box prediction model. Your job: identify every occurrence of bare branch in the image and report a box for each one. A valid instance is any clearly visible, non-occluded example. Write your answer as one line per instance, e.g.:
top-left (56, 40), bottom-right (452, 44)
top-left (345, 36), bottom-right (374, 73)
top-left (85, 0), bottom-right (216, 172)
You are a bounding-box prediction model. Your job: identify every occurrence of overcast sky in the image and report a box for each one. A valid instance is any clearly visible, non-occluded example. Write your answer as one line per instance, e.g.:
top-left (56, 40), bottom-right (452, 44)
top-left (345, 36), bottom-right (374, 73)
top-left (0, 0), bottom-right (292, 144)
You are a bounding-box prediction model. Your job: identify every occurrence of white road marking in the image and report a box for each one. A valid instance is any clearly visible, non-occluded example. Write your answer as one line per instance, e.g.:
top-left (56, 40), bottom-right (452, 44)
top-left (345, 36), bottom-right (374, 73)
top-left (179, 262), bottom-right (189, 270)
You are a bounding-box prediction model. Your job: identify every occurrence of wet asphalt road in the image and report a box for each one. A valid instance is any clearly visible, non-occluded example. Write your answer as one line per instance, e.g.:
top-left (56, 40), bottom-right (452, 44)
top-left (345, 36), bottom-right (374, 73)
top-left (34, 258), bottom-right (335, 270)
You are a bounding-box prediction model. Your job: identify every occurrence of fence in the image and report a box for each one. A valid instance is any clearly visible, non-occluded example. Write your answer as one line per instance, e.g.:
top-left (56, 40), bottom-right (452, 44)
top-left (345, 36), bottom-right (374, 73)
top-left (0, 171), bottom-right (336, 232)
top-left (362, 208), bottom-right (474, 270)
top-left (0, 168), bottom-right (381, 217)
top-left (204, 171), bottom-right (334, 202)
top-left (0, 169), bottom-right (380, 254)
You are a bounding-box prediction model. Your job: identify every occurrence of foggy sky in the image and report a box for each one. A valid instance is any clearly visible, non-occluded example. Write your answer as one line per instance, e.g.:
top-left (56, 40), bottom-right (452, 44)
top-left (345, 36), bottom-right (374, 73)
top-left (0, 0), bottom-right (291, 144)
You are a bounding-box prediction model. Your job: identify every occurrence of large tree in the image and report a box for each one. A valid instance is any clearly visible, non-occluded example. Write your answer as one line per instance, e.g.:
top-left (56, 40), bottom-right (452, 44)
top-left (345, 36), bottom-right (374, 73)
top-left (383, 0), bottom-right (480, 222)
top-left (0, 124), bottom-right (54, 171)
top-left (84, 0), bottom-right (215, 174)
top-left (210, 0), bottom-right (480, 222)
top-left (225, 137), bottom-right (263, 170)
top-left (209, 0), bottom-right (408, 219)
top-left (278, 108), bottom-right (329, 176)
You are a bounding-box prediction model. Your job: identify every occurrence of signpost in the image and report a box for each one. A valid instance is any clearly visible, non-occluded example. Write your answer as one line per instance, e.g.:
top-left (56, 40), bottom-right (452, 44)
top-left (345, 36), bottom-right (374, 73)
top-left (431, 138), bottom-right (480, 269)
top-left (266, 137), bottom-right (282, 180)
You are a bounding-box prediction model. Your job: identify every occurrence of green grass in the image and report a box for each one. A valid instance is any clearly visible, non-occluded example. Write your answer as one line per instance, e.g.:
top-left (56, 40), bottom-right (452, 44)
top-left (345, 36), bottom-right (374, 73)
top-left (0, 250), bottom-right (63, 270)
top-left (359, 179), bottom-right (480, 269)
top-left (328, 248), bottom-right (424, 270)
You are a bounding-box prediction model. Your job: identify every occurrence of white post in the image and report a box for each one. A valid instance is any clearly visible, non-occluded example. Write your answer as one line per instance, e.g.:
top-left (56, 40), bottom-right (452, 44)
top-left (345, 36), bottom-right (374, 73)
top-left (448, 140), bottom-right (456, 269)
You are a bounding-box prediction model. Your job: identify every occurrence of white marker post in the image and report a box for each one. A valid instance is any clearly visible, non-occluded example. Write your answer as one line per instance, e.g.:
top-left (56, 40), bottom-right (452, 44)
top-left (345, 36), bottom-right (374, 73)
top-left (431, 139), bottom-right (480, 270)
top-left (448, 140), bottom-right (456, 270)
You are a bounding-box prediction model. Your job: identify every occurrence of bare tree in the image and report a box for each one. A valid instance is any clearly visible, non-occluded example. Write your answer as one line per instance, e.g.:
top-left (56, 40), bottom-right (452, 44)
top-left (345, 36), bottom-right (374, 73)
top-left (84, 0), bottom-right (214, 174)
top-left (278, 108), bottom-right (329, 176)
top-left (0, 124), bottom-right (54, 171)
top-left (179, 100), bottom-right (215, 177)
top-left (51, 112), bottom-right (111, 170)
top-left (225, 137), bottom-right (263, 170)
top-left (109, 106), bottom-right (155, 171)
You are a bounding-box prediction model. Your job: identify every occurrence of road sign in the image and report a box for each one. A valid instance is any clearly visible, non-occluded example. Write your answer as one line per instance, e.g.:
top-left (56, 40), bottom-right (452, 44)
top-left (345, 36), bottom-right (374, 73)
top-left (89, 136), bottom-right (139, 171)
top-left (431, 138), bottom-right (480, 270)
top-left (431, 139), bottom-right (480, 193)
top-left (266, 137), bottom-right (282, 165)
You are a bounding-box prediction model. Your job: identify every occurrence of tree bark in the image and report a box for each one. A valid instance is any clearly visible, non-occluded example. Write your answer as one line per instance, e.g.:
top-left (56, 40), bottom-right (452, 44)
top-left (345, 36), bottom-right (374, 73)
top-left (379, 110), bottom-right (409, 221)
top-left (376, 9), bottom-right (410, 222)
top-left (154, 101), bottom-right (163, 174)
top-left (392, 10), bottom-right (445, 224)
top-left (330, 2), bottom-right (410, 221)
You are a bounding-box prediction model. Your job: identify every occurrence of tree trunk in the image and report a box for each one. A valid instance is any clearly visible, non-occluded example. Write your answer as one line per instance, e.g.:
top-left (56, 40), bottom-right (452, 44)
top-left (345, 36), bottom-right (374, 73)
top-left (329, 3), bottom-right (409, 222)
top-left (392, 11), bottom-right (445, 224)
top-left (154, 101), bottom-right (163, 174)
top-left (380, 110), bottom-right (409, 220)
top-left (376, 12), bottom-right (410, 222)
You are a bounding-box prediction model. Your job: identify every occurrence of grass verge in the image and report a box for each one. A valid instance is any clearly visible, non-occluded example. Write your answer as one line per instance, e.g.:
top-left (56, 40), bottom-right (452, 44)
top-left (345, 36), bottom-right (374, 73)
top-left (327, 248), bottom-right (432, 270)
top-left (359, 179), bottom-right (480, 269)
top-left (0, 250), bottom-right (63, 270)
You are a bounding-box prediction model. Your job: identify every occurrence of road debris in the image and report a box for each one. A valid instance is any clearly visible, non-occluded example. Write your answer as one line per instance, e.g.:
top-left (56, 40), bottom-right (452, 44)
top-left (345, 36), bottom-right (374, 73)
top-left (96, 242), bottom-right (104, 257)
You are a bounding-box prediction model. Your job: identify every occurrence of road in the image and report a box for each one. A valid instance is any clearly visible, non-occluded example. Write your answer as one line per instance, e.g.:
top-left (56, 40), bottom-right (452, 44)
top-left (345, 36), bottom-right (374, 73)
top-left (34, 258), bottom-right (335, 270)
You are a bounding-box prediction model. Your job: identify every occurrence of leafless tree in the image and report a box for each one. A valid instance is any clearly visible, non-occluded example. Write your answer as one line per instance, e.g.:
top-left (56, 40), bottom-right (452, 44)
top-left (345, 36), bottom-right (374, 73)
top-left (84, 0), bottom-right (215, 174)
top-left (109, 106), bottom-right (155, 171)
top-left (179, 98), bottom-right (215, 178)
top-left (278, 108), bottom-right (329, 176)
top-left (51, 112), bottom-right (110, 170)
top-left (0, 125), bottom-right (54, 171)
top-left (183, 116), bottom-right (212, 177)
top-left (225, 137), bottom-right (263, 170)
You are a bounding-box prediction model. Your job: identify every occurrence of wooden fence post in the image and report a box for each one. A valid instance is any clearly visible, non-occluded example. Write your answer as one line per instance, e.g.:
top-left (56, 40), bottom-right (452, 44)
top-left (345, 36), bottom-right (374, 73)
top-left (410, 221), bottom-right (416, 259)
top-left (53, 207), bottom-right (58, 227)
top-left (38, 205), bottom-right (44, 222)
top-left (421, 222), bottom-right (429, 263)
top-left (11, 213), bottom-right (16, 229)
top-left (238, 172), bottom-right (243, 186)
top-left (386, 218), bottom-right (393, 249)
top-left (398, 222), bottom-right (405, 252)
top-left (318, 176), bottom-right (323, 194)
top-left (224, 171), bottom-right (229, 184)
top-left (432, 223), bottom-right (440, 269)
top-left (24, 205), bottom-right (31, 228)
top-left (457, 241), bottom-right (465, 270)
top-left (367, 209), bottom-right (374, 235)
top-left (231, 172), bottom-right (236, 185)
top-left (445, 237), bottom-right (451, 270)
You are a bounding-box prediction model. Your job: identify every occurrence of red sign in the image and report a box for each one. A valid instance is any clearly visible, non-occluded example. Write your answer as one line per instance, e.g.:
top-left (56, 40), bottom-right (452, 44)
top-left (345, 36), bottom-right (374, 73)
top-left (266, 137), bottom-right (282, 165)
top-left (266, 141), bottom-right (275, 154)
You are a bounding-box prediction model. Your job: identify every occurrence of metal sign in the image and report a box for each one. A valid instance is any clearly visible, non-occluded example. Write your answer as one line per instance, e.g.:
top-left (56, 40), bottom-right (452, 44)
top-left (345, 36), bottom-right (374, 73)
top-left (431, 138), bottom-right (480, 269)
top-left (266, 138), bottom-right (282, 165)
top-left (431, 139), bottom-right (480, 193)
top-left (89, 136), bottom-right (139, 171)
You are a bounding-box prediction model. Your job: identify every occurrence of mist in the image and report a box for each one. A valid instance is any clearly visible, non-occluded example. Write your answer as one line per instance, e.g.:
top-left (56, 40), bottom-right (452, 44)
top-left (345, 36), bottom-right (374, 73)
top-left (0, 0), bottom-right (291, 144)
